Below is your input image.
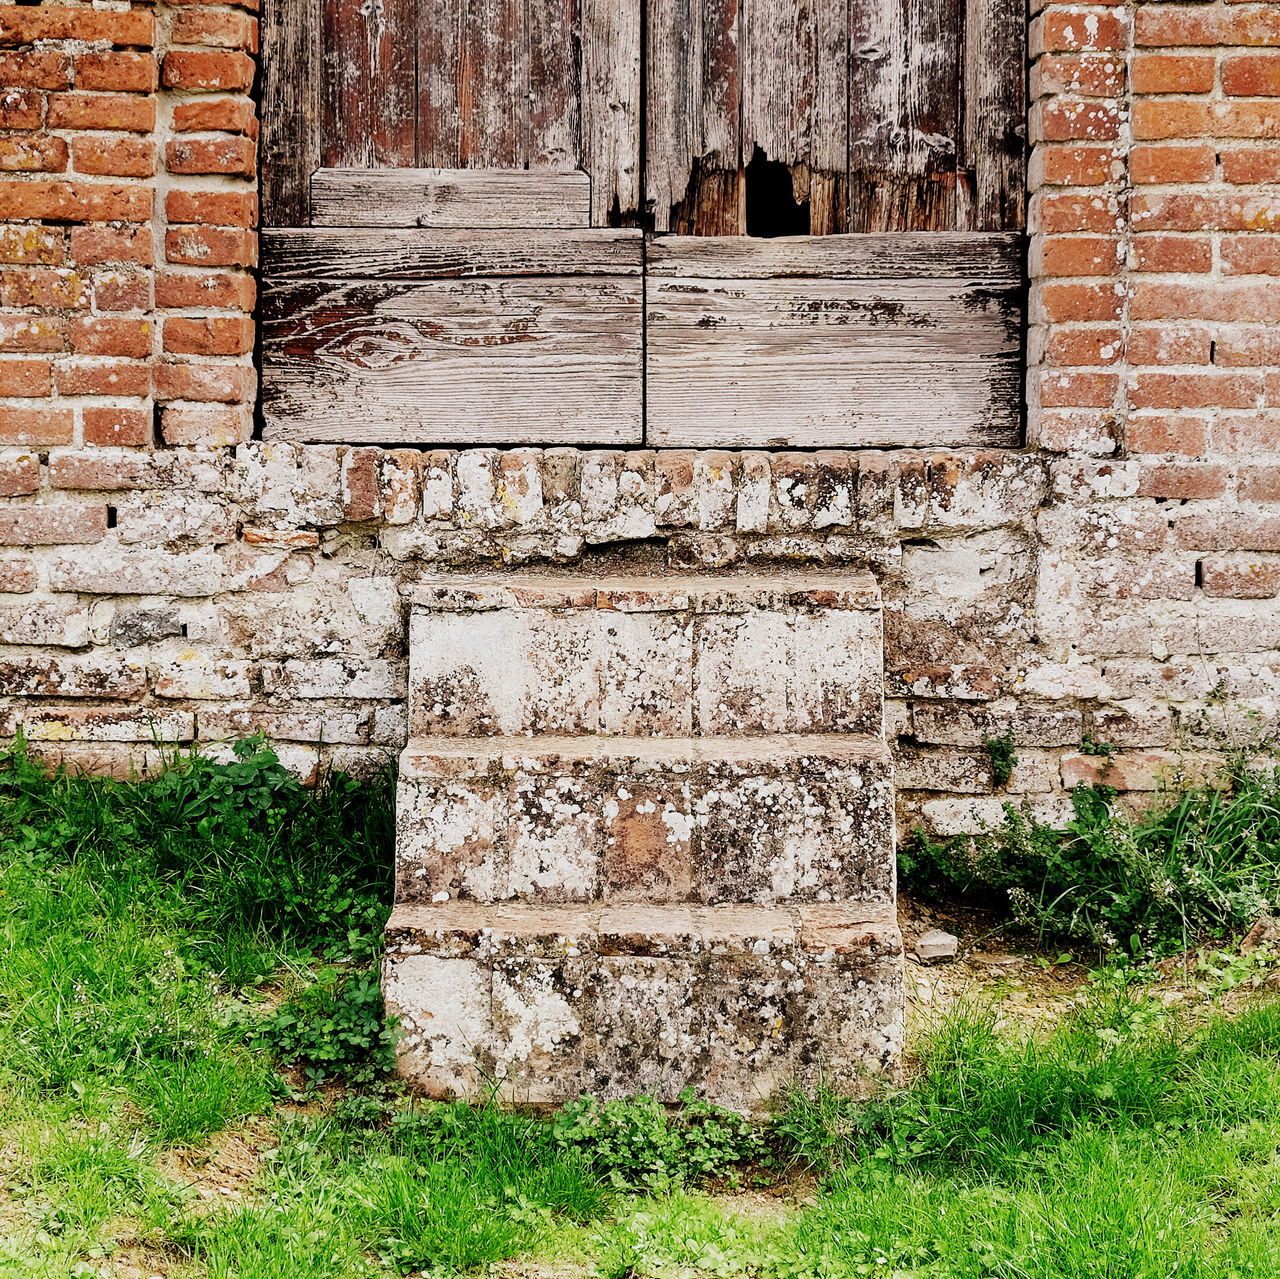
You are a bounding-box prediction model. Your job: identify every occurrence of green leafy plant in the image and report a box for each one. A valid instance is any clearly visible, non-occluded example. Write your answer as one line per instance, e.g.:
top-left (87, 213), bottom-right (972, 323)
top-left (1080, 734), bottom-right (1117, 758)
top-left (983, 727), bottom-right (1018, 789)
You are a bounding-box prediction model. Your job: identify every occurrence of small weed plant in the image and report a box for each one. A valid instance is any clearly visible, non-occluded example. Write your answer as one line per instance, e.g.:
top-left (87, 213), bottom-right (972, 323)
top-left (982, 727), bottom-right (1018, 789)
top-left (904, 752), bottom-right (1280, 955)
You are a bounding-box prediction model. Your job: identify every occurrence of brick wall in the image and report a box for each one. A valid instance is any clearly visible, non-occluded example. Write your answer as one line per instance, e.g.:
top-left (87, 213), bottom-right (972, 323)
top-left (0, 0), bottom-right (1277, 835)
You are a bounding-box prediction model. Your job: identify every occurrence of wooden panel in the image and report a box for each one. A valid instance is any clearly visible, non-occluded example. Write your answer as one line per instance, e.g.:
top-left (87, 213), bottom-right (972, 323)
top-left (260, 0), bottom-right (321, 226)
top-left (262, 276), bottom-right (643, 444)
top-left (263, 228), bottom-right (643, 279)
top-left (310, 169), bottom-right (592, 228)
top-left (964, 0), bottom-right (1026, 230)
top-left (581, 0), bottom-right (643, 223)
top-left (645, 236), bottom-right (1022, 448)
top-left (320, 0), bottom-right (416, 168)
top-left (647, 232), bottom-right (1022, 279)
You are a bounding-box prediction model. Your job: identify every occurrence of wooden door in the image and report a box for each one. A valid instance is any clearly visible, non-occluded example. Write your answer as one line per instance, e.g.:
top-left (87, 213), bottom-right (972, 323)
top-left (259, 0), bottom-right (1025, 448)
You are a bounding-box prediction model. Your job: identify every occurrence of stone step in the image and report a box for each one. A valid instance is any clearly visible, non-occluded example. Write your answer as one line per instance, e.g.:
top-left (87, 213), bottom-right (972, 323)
top-left (408, 570), bottom-right (883, 739)
top-left (395, 734), bottom-right (894, 908)
top-left (383, 901), bottom-right (903, 1109)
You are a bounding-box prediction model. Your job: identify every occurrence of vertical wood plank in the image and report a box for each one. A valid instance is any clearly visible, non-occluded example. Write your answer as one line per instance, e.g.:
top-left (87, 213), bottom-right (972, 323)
top-left (810, 0), bottom-right (850, 234)
top-left (963, 0), bottom-right (1026, 230)
top-left (461, 0), bottom-right (525, 166)
top-left (645, 0), bottom-right (697, 231)
top-left (322, 0), bottom-right (417, 168)
top-left (849, 0), bottom-right (963, 232)
top-left (527, 0), bottom-right (582, 169)
top-left (582, 0), bottom-right (643, 222)
top-left (418, 0), bottom-right (464, 166)
top-left (261, 0), bottom-right (321, 225)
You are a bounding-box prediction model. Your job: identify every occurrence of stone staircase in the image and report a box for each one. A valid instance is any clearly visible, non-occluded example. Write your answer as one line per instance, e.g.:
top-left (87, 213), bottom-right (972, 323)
top-left (383, 570), bottom-right (903, 1110)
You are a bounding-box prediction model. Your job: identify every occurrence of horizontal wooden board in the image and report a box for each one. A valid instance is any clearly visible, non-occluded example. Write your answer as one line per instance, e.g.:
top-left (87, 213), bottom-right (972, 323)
top-left (646, 258), bottom-right (1022, 447)
top-left (647, 232), bottom-right (1023, 280)
top-left (261, 276), bottom-right (642, 444)
top-left (262, 228), bottom-right (644, 279)
top-left (309, 168), bottom-right (592, 228)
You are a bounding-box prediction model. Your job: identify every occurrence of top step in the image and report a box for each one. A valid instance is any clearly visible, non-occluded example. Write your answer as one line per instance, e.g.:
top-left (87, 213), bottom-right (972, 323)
top-left (408, 570), bottom-right (883, 739)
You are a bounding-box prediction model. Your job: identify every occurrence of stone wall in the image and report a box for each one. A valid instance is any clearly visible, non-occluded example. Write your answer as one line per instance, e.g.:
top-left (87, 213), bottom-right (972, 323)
top-left (0, 0), bottom-right (1278, 838)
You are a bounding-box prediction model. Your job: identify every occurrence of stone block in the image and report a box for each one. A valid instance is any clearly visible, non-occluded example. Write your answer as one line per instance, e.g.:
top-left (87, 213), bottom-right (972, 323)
top-left (395, 736), bottom-right (895, 908)
top-left (384, 902), bottom-right (903, 1110)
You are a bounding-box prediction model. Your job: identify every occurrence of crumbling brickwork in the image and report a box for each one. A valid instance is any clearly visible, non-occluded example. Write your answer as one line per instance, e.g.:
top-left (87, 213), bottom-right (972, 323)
top-left (0, 0), bottom-right (1277, 842)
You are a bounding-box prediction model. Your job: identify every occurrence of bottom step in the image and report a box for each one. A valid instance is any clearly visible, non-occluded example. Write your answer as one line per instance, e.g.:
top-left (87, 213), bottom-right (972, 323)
top-left (383, 903), bottom-right (903, 1111)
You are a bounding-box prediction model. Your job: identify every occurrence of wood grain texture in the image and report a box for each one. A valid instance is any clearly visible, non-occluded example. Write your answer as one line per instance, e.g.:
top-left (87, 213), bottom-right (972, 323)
top-left (321, 0), bottom-right (416, 168)
top-left (646, 232), bottom-right (1022, 279)
top-left (964, 0), bottom-right (1026, 231)
top-left (260, 0), bottom-right (321, 226)
top-left (262, 276), bottom-right (643, 444)
top-left (581, 0), bottom-right (642, 223)
top-left (645, 236), bottom-right (1022, 447)
top-left (310, 168), bottom-right (593, 227)
top-left (262, 228), bottom-right (644, 278)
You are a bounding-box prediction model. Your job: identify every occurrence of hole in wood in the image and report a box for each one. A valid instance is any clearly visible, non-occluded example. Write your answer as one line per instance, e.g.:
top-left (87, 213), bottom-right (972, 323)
top-left (744, 148), bottom-right (810, 238)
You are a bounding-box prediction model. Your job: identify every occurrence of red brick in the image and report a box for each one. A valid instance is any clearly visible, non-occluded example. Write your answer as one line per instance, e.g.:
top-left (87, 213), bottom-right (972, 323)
top-left (1033, 192), bottom-right (1121, 234)
top-left (2, 268), bottom-right (88, 310)
top-left (165, 225), bottom-right (255, 267)
top-left (1241, 466), bottom-right (1280, 503)
top-left (1061, 752), bottom-right (1172, 792)
top-left (1130, 371), bottom-right (1263, 411)
top-left (154, 362), bottom-right (255, 404)
top-left (0, 89), bottom-right (44, 130)
top-left (155, 271), bottom-right (254, 311)
top-left (171, 10), bottom-right (258, 49)
top-left (1128, 326), bottom-right (1212, 366)
top-left (1215, 413), bottom-right (1280, 453)
top-left (163, 315), bottom-right (254, 356)
top-left (165, 188), bottom-right (257, 227)
top-left (73, 52), bottom-right (158, 93)
top-left (1132, 54), bottom-right (1216, 96)
top-left (1222, 146), bottom-right (1280, 184)
top-left (160, 404), bottom-right (252, 446)
top-left (1126, 414), bottom-right (1211, 456)
top-left (69, 316), bottom-right (153, 358)
top-left (165, 135), bottom-right (254, 176)
top-left (1031, 11), bottom-right (1128, 55)
top-left (161, 50), bottom-right (254, 92)
top-left (71, 136), bottom-right (154, 178)
top-left (1033, 144), bottom-right (1119, 187)
top-left (1041, 370), bottom-right (1119, 407)
top-left (0, 557), bottom-right (36, 592)
top-left (1134, 100), bottom-right (1280, 142)
top-left (1136, 7), bottom-right (1280, 48)
top-left (1132, 281), bottom-right (1280, 324)
top-left (1130, 234), bottom-right (1212, 274)
top-left (47, 93), bottom-right (155, 132)
top-left (92, 269), bottom-right (152, 313)
top-left (0, 452), bottom-right (38, 496)
top-left (69, 225), bottom-right (151, 267)
top-left (0, 181), bottom-right (151, 223)
top-left (1040, 281), bottom-right (1124, 322)
top-left (0, 7), bottom-right (155, 47)
top-left (1035, 99), bottom-right (1122, 142)
top-left (0, 136), bottom-right (68, 173)
top-left (1039, 234), bottom-right (1119, 276)
top-left (0, 52), bottom-right (69, 90)
top-left (54, 359), bottom-right (150, 398)
top-left (1224, 55), bottom-right (1280, 97)
top-left (1045, 326), bottom-right (1123, 366)
top-left (0, 226), bottom-right (64, 265)
top-left (1032, 53), bottom-right (1125, 99)
top-left (1132, 193), bottom-right (1280, 233)
top-left (172, 97), bottom-right (257, 134)
top-left (0, 317), bottom-right (65, 354)
top-left (82, 405), bottom-right (151, 448)
top-left (1221, 236), bottom-right (1280, 275)
top-left (1130, 144), bottom-right (1216, 185)
top-left (1174, 512), bottom-right (1280, 552)
top-left (1137, 463), bottom-right (1230, 500)
top-left (1216, 329), bottom-right (1280, 367)
top-left (1200, 557), bottom-right (1280, 599)
top-left (0, 407), bottom-right (72, 447)
top-left (0, 504), bottom-right (108, 545)
top-left (0, 359), bottom-right (50, 398)
top-left (1033, 408), bottom-right (1119, 453)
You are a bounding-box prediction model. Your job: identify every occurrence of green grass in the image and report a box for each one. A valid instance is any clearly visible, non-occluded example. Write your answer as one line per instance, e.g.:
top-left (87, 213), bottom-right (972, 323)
top-left (7, 736), bottom-right (1280, 1277)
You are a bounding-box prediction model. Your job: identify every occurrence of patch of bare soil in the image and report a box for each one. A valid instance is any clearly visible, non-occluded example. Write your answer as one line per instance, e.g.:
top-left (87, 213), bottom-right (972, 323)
top-left (156, 1114), bottom-right (276, 1210)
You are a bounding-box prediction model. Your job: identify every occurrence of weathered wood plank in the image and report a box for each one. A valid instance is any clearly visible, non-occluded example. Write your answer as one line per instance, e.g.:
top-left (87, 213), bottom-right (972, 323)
top-left (646, 232), bottom-right (1023, 280)
top-left (261, 0), bottom-right (321, 226)
top-left (581, 0), bottom-right (642, 223)
top-left (417, 0), bottom-right (464, 167)
top-left (261, 276), bottom-right (643, 444)
top-left (645, 236), bottom-right (1022, 447)
top-left (528, 0), bottom-right (582, 169)
top-left (262, 228), bottom-right (643, 279)
top-left (321, 0), bottom-right (416, 168)
top-left (310, 168), bottom-right (592, 227)
top-left (964, 0), bottom-right (1026, 230)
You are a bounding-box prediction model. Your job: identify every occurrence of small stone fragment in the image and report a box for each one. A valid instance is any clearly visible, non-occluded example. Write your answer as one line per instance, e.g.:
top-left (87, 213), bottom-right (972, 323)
top-left (914, 929), bottom-right (959, 964)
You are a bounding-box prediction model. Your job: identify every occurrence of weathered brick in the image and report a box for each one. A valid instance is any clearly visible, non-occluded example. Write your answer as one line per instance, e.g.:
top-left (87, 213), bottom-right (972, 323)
top-left (161, 50), bottom-right (254, 92)
top-left (69, 316), bottom-right (153, 358)
top-left (0, 136), bottom-right (68, 173)
top-left (165, 135), bottom-right (255, 176)
top-left (69, 224), bottom-right (151, 267)
top-left (0, 451), bottom-right (39, 496)
top-left (164, 225), bottom-right (255, 267)
top-left (0, 504), bottom-right (109, 545)
top-left (73, 52), bottom-right (158, 93)
top-left (0, 359), bottom-right (51, 398)
top-left (1200, 557), bottom-right (1280, 599)
top-left (54, 358), bottom-right (150, 398)
top-left (82, 405), bottom-right (151, 448)
top-left (171, 10), bottom-right (258, 49)
top-left (49, 547), bottom-right (223, 595)
top-left (0, 7), bottom-right (155, 47)
top-left (153, 362), bottom-right (255, 403)
top-left (0, 181), bottom-right (151, 223)
top-left (154, 270), bottom-right (255, 310)
top-left (172, 96), bottom-right (257, 134)
top-left (165, 188), bottom-right (257, 227)
top-left (71, 136), bottom-right (155, 178)
top-left (162, 315), bottom-right (253, 355)
top-left (0, 556), bottom-right (36, 592)
top-left (47, 93), bottom-right (156, 132)
top-left (159, 404), bottom-right (252, 446)
top-left (0, 52), bottom-right (70, 90)
top-left (0, 407), bottom-right (72, 446)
